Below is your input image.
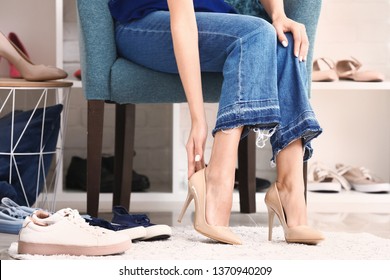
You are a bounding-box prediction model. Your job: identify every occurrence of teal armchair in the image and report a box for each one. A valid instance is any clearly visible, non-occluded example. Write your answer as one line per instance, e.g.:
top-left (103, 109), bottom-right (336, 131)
top-left (77, 0), bottom-right (322, 217)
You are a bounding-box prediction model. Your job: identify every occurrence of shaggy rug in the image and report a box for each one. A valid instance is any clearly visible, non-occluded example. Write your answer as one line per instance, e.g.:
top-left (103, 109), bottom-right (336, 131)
top-left (7, 226), bottom-right (390, 260)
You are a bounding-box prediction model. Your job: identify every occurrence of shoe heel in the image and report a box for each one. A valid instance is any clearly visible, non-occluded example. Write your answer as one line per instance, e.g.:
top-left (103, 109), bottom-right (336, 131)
top-left (177, 185), bottom-right (194, 223)
top-left (266, 205), bottom-right (275, 241)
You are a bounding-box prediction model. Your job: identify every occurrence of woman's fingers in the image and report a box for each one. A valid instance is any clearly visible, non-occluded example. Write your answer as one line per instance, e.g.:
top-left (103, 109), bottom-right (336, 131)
top-left (186, 138), bottom-right (205, 179)
top-left (274, 18), bottom-right (309, 62)
top-left (290, 23), bottom-right (309, 61)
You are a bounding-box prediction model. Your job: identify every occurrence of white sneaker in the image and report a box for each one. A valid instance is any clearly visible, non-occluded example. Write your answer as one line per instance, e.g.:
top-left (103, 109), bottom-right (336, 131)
top-left (307, 162), bottom-right (350, 192)
top-left (18, 208), bottom-right (131, 256)
top-left (336, 164), bottom-right (390, 193)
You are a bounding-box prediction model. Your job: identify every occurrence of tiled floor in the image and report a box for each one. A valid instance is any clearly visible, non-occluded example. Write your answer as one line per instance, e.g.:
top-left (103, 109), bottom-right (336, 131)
top-left (1, 200), bottom-right (389, 259)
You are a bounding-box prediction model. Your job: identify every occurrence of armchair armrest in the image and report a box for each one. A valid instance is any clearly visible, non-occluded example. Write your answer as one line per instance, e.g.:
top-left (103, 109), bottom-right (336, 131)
top-left (77, 0), bottom-right (117, 100)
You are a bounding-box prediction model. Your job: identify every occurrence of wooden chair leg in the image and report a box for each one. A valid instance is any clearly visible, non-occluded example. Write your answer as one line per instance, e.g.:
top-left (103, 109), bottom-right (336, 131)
top-left (303, 161), bottom-right (308, 202)
top-left (113, 103), bottom-right (136, 211)
top-left (237, 131), bottom-right (257, 213)
top-left (86, 100), bottom-right (105, 217)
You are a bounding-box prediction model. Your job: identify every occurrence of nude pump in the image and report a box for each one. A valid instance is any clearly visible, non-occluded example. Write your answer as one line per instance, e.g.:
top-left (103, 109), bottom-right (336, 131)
top-left (264, 182), bottom-right (325, 245)
top-left (177, 168), bottom-right (242, 245)
top-left (0, 32), bottom-right (67, 81)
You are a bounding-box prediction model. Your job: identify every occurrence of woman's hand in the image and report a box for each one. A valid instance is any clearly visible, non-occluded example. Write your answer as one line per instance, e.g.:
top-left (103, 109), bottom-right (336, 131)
top-left (259, 0), bottom-right (309, 61)
top-left (272, 15), bottom-right (309, 62)
top-left (168, 0), bottom-right (207, 178)
top-left (186, 119), bottom-right (208, 179)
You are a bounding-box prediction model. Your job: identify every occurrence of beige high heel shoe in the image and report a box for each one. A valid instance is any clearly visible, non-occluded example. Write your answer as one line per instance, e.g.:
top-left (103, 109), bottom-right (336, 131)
top-left (335, 57), bottom-right (384, 82)
top-left (0, 32), bottom-right (67, 81)
top-left (264, 183), bottom-right (324, 245)
top-left (312, 57), bottom-right (339, 82)
top-left (177, 168), bottom-right (242, 245)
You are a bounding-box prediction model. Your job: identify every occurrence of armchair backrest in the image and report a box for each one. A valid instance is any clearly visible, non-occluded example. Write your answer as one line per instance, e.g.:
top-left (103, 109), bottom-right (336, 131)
top-left (77, 0), bottom-right (116, 100)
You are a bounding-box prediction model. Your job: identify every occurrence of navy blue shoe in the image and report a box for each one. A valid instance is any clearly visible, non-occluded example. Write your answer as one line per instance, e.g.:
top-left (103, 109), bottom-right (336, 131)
top-left (83, 215), bottom-right (146, 241)
top-left (112, 206), bottom-right (172, 241)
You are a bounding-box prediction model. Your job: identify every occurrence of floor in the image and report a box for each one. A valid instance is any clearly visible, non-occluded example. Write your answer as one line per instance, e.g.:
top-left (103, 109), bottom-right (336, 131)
top-left (1, 199), bottom-right (390, 260)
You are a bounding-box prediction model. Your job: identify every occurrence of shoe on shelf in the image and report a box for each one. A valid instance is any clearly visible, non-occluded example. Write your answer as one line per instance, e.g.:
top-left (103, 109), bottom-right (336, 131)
top-left (177, 168), bottom-right (242, 245)
top-left (335, 163), bottom-right (390, 193)
top-left (66, 155), bottom-right (150, 193)
top-left (264, 183), bottom-right (325, 245)
top-left (312, 57), bottom-right (339, 82)
top-left (307, 162), bottom-right (350, 193)
top-left (83, 215), bottom-right (147, 241)
top-left (73, 69), bottom-right (81, 80)
top-left (234, 168), bottom-right (271, 192)
top-left (18, 208), bottom-right (131, 256)
top-left (7, 32), bottom-right (30, 79)
top-left (335, 57), bottom-right (385, 82)
top-left (0, 31), bottom-right (67, 81)
top-left (112, 206), bottom-right (172, 241)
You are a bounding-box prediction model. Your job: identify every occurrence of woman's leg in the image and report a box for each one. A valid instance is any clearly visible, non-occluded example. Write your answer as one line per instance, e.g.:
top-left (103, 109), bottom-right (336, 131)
top-left (115, 12), bottom-right (281, 227)
top-left (205, 127), bottom-right (243, 226)
top-left (275, 139), bottom-right (307, 227)
top-left (225, 0), bottom-right (322, 231)
top-left (269, 32), bottom-right (322, 227)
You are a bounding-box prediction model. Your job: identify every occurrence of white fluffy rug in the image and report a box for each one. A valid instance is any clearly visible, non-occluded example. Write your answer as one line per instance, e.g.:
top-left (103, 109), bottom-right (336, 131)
top-left (8, 226), bottom-right (390, 260)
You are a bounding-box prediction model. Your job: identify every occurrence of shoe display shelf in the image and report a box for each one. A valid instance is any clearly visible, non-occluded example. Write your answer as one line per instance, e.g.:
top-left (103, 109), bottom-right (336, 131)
top-left (0, 79), bottom-right (73, 211)
top-left (308, 81), bottom-right (390, 213)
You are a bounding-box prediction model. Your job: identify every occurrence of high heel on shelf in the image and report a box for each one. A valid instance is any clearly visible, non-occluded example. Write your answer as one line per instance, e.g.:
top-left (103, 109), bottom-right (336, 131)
top-left (264, 183), bottom-right (324, 245)
top-left (177, 168), bottom-right (242, 245)
top-left (335, 57), bottom-right (384, 82)
top-left (7, 32), bottom-right (30, 78)
top-left (0, 31), bottom-right (67, 81)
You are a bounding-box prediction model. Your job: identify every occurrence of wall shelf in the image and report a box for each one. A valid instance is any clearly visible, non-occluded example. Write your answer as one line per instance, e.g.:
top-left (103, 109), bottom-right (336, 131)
top-left (312, 81), bottom-right (390, 91)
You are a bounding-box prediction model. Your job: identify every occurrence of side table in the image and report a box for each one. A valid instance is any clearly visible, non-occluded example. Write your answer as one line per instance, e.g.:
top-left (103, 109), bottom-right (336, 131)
top-left (0, 78), bottom-right (73, 211)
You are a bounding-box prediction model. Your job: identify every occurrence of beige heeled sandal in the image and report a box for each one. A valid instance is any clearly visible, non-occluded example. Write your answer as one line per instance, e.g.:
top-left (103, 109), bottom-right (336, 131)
top-left (335, 57), bottom-right (384, 82)
top-left (312, 57), bottom-right (339, 82)
top-left (177, 168), bottom-right (242, 245)
top-left (0, 31), bottom-right (67, 81)
top-left (265, 183), bottom-right (325, 245)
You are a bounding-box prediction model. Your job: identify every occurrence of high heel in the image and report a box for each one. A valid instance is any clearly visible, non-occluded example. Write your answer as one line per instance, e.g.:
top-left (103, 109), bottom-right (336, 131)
top-left (7, 32), bottom-right (29, 78)
top-left (264, 183), bottom-right (324, 245)
top-left (0, 31), bottom-right (67, 81)
top-left (177, 168), bottom-right (242, 245)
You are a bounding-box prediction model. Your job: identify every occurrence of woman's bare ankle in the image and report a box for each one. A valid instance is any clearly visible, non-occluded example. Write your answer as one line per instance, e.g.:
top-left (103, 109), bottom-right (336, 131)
top-left (275, 180), bottom-right (308, 227)
top-left (205, 167), bottom-right (234, 226)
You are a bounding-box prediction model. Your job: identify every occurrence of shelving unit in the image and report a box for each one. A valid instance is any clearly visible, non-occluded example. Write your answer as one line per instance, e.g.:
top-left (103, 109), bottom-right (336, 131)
top-left (48, 0), bottom-right (390, 213)
top-left (312, 81), bottom-right (390, 91)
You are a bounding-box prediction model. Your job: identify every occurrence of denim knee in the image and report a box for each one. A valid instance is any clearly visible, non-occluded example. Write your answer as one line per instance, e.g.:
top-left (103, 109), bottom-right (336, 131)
top-left (213, 20), bottom-right (279, 137)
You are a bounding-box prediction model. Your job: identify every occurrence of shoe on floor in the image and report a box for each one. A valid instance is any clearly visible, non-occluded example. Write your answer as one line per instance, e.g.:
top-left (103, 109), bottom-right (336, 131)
top-left (18, 208), bottom-right (131, 256)
top-left (112, 205), bottom-right (172, 241)
top-left (0, 197), bottom-right (39, 234)
top-left (336, 163), bottom-right (390, 193)
top-left (83, 215), bottom-right (147, 241)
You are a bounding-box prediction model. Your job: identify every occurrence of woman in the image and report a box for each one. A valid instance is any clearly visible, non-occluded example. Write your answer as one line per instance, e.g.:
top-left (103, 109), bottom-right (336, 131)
top-left (109, 0), bottom-right (324, 245)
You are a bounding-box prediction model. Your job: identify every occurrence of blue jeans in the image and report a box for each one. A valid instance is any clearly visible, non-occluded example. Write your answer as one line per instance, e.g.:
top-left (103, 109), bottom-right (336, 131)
top-left (115, 11), bottom-right (322, 163)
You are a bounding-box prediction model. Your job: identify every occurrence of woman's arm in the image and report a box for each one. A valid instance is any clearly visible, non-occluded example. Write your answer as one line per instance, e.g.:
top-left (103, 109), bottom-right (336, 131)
top-left (167, 0), bottom-right (207, 177)
top-left (260, 0), bottom-right (309, 61)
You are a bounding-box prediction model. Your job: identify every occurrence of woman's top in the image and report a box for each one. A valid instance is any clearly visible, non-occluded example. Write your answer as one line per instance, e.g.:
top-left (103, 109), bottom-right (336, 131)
top-left (108, 0), bottom-right (237, 23)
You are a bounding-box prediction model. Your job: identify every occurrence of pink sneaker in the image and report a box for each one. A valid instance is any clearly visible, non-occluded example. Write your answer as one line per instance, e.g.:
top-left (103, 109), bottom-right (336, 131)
top-left (18, 208), bottom-right (131, 256)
